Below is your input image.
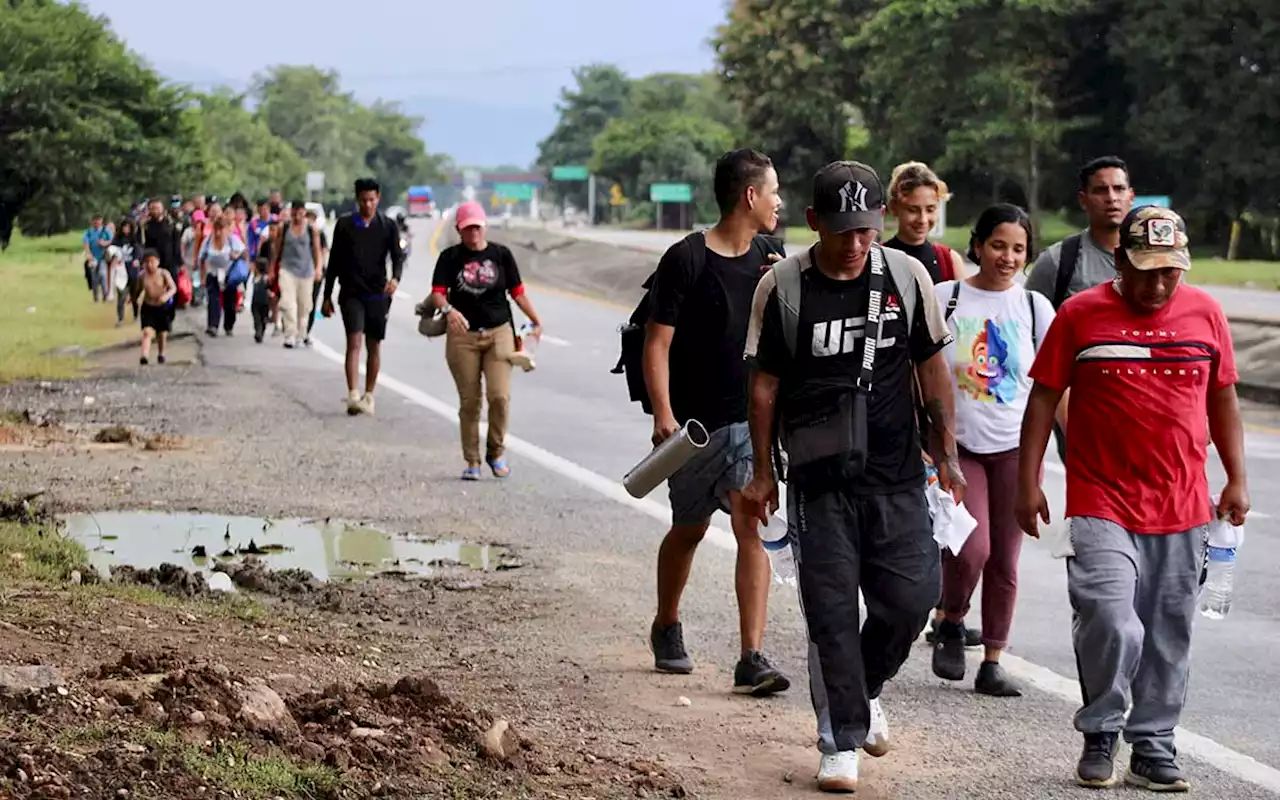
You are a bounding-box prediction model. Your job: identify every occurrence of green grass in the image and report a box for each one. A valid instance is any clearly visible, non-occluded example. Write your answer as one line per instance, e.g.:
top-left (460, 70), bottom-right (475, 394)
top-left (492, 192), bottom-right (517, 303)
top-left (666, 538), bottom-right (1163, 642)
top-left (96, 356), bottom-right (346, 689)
top-left (0, 232), bottom-right (134, 382)
top-left (0, 519), bottom-right (85, 583)
top-left (1184, 258), bottom-right (1280, 290)
top-left (55, 725), bottom-right (343, 799)
top-left (0, 521), bottom-right (265, 622)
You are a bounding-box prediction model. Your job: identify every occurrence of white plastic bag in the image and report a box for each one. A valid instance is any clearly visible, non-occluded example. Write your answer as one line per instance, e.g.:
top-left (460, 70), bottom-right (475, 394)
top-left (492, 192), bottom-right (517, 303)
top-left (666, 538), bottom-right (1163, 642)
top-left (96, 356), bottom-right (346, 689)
top-left (1043, 516), bottom-right (1074, 559)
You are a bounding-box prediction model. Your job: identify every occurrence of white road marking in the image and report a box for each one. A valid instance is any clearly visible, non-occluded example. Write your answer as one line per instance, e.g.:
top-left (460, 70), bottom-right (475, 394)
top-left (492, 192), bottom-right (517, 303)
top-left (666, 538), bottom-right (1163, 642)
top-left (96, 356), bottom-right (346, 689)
top-left (308, 338), bottom-right (1280, 793)
top-left (310, 340), bottom-right (735, 551)
top-left (540, 334), bottom-right (572, 347)
top-left (394, 290), bottom-right (412, 300)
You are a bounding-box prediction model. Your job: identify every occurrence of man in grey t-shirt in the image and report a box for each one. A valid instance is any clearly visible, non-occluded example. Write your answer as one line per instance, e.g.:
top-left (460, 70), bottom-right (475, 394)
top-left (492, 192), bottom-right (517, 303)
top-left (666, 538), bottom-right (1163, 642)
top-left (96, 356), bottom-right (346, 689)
top-left (1025, 156), bottom-right (1135, 309)
top-left (1025, 156), bottom-right (1134, 461)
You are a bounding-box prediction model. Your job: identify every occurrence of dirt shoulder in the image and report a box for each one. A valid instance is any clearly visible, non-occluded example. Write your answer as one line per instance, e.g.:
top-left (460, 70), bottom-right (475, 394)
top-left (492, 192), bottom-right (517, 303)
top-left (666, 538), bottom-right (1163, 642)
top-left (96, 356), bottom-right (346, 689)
top-left (0, 343), bottom-right (696, 799)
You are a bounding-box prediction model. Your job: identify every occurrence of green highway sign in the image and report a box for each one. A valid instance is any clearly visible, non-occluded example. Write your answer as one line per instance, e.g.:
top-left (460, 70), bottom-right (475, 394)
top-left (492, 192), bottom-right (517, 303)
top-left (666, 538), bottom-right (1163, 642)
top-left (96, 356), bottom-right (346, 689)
top-left (649, 183), bottom-right (693, 203)
top-left (493, 182), bottom-right (535, 201)
top-left (551, 165), bottom-right (589, 181)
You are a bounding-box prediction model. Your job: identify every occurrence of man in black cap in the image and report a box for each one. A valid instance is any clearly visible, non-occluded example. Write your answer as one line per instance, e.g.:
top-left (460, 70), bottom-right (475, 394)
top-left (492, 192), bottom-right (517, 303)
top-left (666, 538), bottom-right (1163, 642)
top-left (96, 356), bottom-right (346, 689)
top-left (743, 161), bottom-right (961, 793)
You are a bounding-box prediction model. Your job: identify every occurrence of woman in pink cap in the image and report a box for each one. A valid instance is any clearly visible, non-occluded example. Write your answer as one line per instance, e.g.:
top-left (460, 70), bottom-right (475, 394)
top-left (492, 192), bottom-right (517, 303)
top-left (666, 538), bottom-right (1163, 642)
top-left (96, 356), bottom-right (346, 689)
top-left (429, 201), bottom-right (544, 480)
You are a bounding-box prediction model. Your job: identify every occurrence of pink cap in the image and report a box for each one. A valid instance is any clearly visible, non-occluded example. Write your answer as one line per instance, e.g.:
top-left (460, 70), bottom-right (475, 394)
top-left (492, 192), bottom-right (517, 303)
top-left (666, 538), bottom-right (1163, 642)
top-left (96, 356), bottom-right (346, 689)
top-left (455, 201), bottom-right (487, 230)
top-left (192, 210), bottom-right (207, 223)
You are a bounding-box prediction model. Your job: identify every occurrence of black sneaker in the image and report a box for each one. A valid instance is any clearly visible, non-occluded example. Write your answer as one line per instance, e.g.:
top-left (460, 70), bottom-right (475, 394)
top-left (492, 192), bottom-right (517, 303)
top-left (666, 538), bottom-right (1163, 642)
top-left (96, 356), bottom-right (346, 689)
top-left (650, 621), bottom-right (693, 674)
top-left (931, 620), bottom-right (967, 681)
top-left (205, 328), bottom-right (218, 338)
top-left (973, 660), bottom-right (1021, 697)
top-left (157, 354), bottom-right (166, 365)
top-left (925, 616), bottom-right (982, 647)
top-left (139, 356), bottom-right (148, 366)
top-left (732, 650), bottom-right (790, 697)
top-left (1076, 732), bottom-right (1119, 788)
top-left (1126, 756), bottom-right (1189, 792)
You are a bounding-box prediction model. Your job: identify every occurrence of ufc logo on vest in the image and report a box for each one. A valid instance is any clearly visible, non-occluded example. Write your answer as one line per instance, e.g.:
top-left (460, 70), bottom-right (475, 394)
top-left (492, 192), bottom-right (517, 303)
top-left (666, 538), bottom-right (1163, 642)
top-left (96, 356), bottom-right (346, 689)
top-left (811, 317), bottom-right (896, 357)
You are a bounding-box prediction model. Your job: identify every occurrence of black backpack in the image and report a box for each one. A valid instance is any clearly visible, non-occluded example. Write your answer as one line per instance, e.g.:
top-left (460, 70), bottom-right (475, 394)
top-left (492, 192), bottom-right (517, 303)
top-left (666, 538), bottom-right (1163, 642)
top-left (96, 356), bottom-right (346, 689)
top-left (610, 231), bottom-right (784, 414)
top-left (1051, 233), bottom-right (1084, 310)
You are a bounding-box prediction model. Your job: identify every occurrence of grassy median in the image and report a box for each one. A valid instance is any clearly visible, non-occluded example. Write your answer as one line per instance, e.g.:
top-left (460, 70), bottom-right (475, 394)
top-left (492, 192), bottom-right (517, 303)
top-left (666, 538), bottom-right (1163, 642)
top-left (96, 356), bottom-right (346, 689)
top-left (0, 232), bottom-right (135, 382)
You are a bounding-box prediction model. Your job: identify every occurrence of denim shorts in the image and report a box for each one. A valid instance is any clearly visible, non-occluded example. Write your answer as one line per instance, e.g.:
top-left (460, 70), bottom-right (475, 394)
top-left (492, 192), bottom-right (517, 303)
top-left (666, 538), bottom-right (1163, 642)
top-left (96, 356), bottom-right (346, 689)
top-left (667, 421), bottom-right (753, 527)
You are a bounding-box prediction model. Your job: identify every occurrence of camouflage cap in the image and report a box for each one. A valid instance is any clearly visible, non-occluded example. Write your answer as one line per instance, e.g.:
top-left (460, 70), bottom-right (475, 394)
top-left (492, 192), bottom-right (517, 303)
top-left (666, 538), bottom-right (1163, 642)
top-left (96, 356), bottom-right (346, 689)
top-left (1120, 206), bottom-right (1191, 271)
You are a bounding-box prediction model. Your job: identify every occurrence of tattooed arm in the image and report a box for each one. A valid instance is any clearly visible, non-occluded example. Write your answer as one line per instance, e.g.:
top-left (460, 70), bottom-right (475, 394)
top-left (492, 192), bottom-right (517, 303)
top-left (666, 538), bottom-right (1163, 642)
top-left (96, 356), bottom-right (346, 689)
top-left (917, 350), bottom-right (965, 502)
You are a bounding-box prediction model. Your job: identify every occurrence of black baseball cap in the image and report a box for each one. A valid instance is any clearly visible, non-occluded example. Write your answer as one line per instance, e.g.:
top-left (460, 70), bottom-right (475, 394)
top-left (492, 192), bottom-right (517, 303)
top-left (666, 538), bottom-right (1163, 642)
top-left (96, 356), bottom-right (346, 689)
top-left (812, 161), bottom-right (886, 233)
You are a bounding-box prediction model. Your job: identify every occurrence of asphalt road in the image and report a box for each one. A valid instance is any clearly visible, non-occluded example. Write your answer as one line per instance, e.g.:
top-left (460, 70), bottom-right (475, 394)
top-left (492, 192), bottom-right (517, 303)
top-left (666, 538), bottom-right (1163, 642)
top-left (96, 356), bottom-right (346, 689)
top-left (282, 216), bottom-right (1280, 796)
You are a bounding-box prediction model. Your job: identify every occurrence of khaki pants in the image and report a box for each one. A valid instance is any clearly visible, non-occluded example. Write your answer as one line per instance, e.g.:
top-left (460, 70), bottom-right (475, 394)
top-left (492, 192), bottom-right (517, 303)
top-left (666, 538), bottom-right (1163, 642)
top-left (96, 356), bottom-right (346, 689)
top-left (446, 325), bottom-right (515, 465)
top-left (278, 270), bottom-right (314, 338)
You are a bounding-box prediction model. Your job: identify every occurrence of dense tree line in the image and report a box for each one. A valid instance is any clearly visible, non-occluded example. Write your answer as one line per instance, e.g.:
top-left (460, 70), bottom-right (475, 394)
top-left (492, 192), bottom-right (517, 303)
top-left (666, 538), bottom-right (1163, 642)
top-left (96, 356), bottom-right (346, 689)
top-left (0, 0), bottom-right (448, 241)
top-left (538, 1), bottom-right (1280, 255)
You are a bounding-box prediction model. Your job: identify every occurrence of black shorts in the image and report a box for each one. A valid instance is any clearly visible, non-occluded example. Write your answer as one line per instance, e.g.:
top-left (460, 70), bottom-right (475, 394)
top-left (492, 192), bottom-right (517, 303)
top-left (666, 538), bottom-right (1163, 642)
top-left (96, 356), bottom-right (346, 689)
top-left (140, 303), bottom-right (171, 333)
top-left (340, 294), bottom-right (392, 341)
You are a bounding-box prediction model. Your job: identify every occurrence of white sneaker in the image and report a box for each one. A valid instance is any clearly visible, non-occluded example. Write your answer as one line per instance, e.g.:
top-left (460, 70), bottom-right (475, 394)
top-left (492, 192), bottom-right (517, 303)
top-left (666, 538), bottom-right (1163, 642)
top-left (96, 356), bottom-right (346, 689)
top-left (864, 697), bottom-right (890, 757)
top-left (283, 336), bottom-right (295, 348)
top-left (357, 393), bottom-right (376, 416)
top-left (345, 392), bottom-right (362, 416)
top-left (817, 751), bottom-right (859, 793)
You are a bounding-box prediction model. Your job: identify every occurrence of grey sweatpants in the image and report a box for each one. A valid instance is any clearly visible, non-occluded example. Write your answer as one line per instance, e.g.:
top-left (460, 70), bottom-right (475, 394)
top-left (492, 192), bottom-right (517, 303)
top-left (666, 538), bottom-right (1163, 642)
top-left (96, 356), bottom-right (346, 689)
top-left (1068, 516), bottom-right (1207, 760)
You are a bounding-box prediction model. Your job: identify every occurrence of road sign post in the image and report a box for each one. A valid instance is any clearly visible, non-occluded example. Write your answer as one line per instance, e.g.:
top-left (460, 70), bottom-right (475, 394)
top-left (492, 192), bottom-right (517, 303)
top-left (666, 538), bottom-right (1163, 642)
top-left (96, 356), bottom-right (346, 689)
top-left (551, 165), bottom-right (589, 181)
top-left (649, 183), bottom-right (693, 204)
top-left (305, 171), bottom-right (325, 201)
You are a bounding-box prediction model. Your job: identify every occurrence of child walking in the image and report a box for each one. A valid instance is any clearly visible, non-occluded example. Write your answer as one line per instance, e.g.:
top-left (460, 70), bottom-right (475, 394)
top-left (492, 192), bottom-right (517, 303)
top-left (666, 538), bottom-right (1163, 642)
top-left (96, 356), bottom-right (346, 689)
top-left (138, 249), bottom-right (177, 365)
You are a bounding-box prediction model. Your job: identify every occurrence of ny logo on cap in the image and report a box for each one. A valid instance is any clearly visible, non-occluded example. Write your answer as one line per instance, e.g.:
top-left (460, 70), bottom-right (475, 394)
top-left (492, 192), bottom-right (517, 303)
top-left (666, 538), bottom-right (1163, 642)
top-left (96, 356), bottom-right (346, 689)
top-left (1147, 219), bottom-right (1176, 247)
top-left (839, 180), bottom-right (869, 213)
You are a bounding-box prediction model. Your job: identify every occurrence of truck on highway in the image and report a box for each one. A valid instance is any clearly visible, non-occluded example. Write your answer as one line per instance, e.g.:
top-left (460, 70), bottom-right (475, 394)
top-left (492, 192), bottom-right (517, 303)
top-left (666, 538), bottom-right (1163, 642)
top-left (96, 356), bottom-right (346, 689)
top-left (406, 186), bottom-right (436, 218)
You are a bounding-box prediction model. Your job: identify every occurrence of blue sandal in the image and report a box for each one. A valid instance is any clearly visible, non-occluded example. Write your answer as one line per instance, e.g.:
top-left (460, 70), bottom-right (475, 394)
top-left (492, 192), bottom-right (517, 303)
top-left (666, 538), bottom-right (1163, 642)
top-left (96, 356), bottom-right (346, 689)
top-left (487, 458), bottom-right (511, 478)
top-left (461, 465), bottom-right (482, 481)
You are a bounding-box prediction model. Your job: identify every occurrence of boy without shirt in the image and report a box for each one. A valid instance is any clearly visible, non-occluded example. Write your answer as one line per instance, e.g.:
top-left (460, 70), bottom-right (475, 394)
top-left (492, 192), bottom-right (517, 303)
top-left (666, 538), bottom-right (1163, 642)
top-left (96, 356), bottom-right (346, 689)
top-left (138, 248), bottom-right (177, 366)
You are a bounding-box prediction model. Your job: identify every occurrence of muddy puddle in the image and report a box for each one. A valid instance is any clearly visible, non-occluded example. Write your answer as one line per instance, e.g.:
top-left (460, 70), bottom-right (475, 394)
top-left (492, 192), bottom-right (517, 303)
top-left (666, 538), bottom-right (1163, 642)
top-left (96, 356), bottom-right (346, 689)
top-left (62, 511), bottom-right (518, 582)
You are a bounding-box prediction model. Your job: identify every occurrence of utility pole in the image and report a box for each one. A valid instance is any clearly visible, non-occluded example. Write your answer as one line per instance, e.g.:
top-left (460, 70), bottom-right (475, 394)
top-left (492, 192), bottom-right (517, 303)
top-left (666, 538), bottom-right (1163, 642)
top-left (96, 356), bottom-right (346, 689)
top-left (587, 173), bottom-right (597, 226)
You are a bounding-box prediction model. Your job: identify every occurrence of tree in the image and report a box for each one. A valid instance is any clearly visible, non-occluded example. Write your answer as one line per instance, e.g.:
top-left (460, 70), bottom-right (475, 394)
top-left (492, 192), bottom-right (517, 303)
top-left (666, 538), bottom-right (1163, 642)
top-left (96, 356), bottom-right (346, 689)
top-left (535, 64), bottom-right (632, 213)
top-left (858, 0), bottom-right (1086, 230)
top-left (361, 101), bottom-right (446, 204)
top-left (1113, 0), bottom-right (1280, 257)
top-left (187, 88), bottom-right (308, 201)
top-left (590, 112), bottom-right (734, 224)
top-left (253, 65), bottom-right (369, 205)
top-left (0, 0), bottom-right (204, 234)
top-left (714, 0), bottom-right (871, 221)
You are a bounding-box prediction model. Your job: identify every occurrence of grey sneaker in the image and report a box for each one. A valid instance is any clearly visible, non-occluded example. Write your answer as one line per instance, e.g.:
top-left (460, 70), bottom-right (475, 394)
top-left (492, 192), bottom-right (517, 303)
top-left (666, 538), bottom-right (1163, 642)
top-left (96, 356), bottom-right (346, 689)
top-left (1077, 732), bottom-right (1119, 788)
top-left (650, 621), bottom-right (693, 674)
top-left (732, 650), bottom-right (790, 697)
top-left (1126, 756), bottom-right (1190, 792)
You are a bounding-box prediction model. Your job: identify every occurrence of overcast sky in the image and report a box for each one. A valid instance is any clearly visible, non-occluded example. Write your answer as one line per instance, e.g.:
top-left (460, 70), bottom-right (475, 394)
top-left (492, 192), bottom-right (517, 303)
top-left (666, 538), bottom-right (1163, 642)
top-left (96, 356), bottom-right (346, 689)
top-left (82, 0), bottom-right (727, 168)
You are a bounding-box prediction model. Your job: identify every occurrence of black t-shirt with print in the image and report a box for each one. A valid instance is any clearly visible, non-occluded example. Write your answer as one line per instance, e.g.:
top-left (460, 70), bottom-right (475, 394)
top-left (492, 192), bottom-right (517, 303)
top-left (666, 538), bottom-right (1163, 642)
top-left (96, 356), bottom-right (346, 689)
top-left (750, 254), bottom-right (949, 493)
top-left (431, 242), bottom-right (523, 330)
top-left (649, 242), bottom-right (769, 434)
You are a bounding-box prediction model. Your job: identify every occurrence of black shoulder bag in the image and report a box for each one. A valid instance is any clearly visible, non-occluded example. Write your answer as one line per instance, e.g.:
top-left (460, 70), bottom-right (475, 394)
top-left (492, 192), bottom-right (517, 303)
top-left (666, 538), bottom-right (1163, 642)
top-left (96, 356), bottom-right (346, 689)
top-left (781, 244), bottom-right (887, 490)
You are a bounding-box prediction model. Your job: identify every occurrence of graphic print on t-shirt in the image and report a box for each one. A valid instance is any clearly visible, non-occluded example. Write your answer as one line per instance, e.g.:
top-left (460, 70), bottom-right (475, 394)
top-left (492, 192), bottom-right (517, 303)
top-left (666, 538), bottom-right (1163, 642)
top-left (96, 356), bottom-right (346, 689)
top-left (459, 257), bottom-right (499, 294)
top-left (953, 316), bottom-right (1023, 405)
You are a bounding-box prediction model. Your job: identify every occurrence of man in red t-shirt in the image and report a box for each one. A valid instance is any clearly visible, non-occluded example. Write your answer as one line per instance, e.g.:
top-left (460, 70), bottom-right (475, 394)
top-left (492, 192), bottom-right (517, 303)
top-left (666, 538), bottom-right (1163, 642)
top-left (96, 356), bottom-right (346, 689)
top-left (1015, 206), bottom-right (1249, 792)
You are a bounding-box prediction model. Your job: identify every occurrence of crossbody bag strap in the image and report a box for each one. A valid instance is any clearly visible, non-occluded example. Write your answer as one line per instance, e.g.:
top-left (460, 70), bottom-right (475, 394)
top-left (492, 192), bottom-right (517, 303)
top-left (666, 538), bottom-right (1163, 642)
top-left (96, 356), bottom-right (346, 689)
top-left (858, 244), bottom-right (888, 394)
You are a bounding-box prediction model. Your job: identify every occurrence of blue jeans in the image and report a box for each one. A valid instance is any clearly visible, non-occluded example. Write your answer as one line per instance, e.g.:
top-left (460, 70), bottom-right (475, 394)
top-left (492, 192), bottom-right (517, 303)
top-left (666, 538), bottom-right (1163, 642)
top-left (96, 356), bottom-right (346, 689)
top-left (205, 274), bottom-right (240, 333)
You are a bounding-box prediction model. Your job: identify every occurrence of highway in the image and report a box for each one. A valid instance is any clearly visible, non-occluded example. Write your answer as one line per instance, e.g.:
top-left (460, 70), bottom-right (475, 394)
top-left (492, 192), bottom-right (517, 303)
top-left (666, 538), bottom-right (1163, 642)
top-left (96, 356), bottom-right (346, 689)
top-left (246, 216), bottom-right (1280, 797)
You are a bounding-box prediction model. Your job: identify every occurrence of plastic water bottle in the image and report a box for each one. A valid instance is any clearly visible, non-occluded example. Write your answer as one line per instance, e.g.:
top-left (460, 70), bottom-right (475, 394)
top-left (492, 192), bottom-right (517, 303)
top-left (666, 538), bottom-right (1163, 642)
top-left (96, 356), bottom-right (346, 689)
top-left (759, 513), bottom-right (797, 588)
top-left (1198, 516), bottom-right (1241, 620)
top-left (517, 322), bottom-right (539, 355)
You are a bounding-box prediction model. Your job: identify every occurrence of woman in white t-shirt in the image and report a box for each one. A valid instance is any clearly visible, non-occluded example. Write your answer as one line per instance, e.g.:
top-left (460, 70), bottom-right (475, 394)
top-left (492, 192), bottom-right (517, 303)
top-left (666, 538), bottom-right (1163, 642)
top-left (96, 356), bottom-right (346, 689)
top-left (930, 203), bottom-right (1060, 697)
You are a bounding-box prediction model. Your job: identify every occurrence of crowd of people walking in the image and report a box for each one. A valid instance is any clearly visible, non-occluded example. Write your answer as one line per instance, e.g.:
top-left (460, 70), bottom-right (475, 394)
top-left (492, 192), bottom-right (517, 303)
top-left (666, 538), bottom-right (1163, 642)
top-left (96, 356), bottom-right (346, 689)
top-left (77, 154), bottom-right (1251, 796)
top-left (637, 149), bottom-right (1249, 795)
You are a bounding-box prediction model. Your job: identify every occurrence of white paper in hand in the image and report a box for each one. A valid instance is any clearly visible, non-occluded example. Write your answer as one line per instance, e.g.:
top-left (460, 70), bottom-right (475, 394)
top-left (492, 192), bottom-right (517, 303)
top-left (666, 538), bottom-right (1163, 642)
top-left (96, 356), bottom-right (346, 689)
top-left (928, 483), bottom-right (977, 555)
top-left (1043, 517), bottom-right (1074, 559)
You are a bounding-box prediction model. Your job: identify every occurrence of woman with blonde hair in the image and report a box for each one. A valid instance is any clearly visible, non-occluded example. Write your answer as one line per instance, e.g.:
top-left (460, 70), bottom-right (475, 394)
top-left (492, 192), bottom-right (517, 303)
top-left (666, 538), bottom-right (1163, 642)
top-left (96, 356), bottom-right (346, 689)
top-left (883, 161), bottom-right (967, 284)
top-left (885, 161), bottom-right (982, 648)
